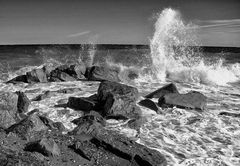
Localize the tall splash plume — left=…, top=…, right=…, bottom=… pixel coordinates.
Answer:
left=150, top=8, right=239, bottom=85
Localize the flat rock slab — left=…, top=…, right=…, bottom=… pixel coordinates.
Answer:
left=67, top=96, right=97, bottom=112
left=158, top=91, right=207, bottom=111
left=145, top=83, right=179, bottom=99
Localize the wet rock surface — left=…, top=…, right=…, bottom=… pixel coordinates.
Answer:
left=145, top=83, right=179, bottom=99
left=158, top=91, right=207, bottom=111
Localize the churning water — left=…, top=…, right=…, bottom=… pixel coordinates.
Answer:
left=1, top=8, right=240, bottom=166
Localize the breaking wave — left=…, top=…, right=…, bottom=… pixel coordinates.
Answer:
left=149, top=8, right=240, bottom=86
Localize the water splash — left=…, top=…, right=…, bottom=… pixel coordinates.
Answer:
left=149, top=8, right=239, bottom=86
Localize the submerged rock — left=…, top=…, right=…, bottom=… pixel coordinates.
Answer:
left=158, top=91, right=207, bottom=111
left=86, top=66, right=120, bottom=82
left=145, top=83, right=179, bottom=99
left=97, top=81, right=140, bottom=118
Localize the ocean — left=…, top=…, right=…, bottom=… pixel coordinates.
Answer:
left=1, top=8, right=240, bottom=166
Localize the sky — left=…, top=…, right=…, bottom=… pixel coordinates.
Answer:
left=0, top=0, right=239, bottom=46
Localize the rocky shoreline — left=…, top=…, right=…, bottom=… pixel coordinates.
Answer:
left=0, top=63, right=207, bottom=166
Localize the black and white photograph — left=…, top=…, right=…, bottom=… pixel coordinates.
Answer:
left=0, top=0, right=240, bottom=165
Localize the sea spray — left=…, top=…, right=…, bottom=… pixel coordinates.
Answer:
left=149, top=8, right=240, bottom=86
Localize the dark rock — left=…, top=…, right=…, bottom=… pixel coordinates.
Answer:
left=6, top=75, right=28, bottom=84
left=50, top=69, right=77, bottom=82
left=219, top=112, right=240, bottom=118
left=68, top=63, right=86, bottom=79
left=0, top=149, right=45, bottom=166
left=32, top=88, right=82, bottom=101
left=127, top=117, right=147, bottom=131
left=67, top=96, right=97, bottom=112
left=97, top=81, right=140, bottom=118
left=72, top=111, right=106, bottom=127
left=70, top=120, right=167, bottom=166
left=16, top=91, right=30, bottom=113
left=145, top=83, right=179, bottom=99
left=6, top=113, right=48, bottom=140
left=138, top=98, right=159, bottom=112
left=0, top=92, right=19, bottom=128
left=39, top=116, right=65, bottom=132
left=25, top=138, right=60, bottom=157
left=158, top=91, right=207, bottom=111
left=86, top=66, right=120, bottom=82
left=26, top=68, right=48, bottom=83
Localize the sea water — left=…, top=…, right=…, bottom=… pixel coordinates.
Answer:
left=1, top=8, right=240, bottom=166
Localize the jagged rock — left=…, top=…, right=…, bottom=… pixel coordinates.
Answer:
left=67, top=96, right=97, bottom=112
left=158, top=91, right=207, bottom=111
left=145, top=83, right=179, bottom=99
left=97, top=81, right=140, bottom=118
left=26, top=68, right=48, bottom=83
left=6, top=75, right=28, bottom=84
left=25, top=138, right=60, bottom=157
left=70, top=119, right=167, bottom=166
left=138, top=98, right=159, bottom=112
left=6, top=113, right=48, bottom=140
left=86, top=66, right=120, bottom=82
left=0, top=92, right=19, bottom=128
left=16, top=91, right=30, bottom=113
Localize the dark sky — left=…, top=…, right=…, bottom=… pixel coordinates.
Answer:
left=0, top=0, right=240, bottom=46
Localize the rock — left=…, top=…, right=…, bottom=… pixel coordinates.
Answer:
left=138, top=99, right=159, bottom=112
left=72, top=111, right=106, bottom=127
left=68, top=63, right=86, bottom=79
left=50, top=69, right=77, bottom=82
left=26, top=68, right=48, bottom=83
left=158, top=91, right=207, bottom=111
left=70, top=119, right=167, bottom=166
left=145, top=83, right=179, bottom=99
left=67, top=96, right=97, bottom=112
left=24, top=138, right=60, bottom=157
left=16, top=91, right=30, bottom=113
left=86, top=66, right=120, bottom=82
left=32, top=88, right=82, bottom=101
left=6, top=113, right=48, bottom=140
left=6, top=75, right=28, bottom=84
left=0, top=92, right=19, bottom=128
left=97, top=81, right=140, bottom=118
left=219, top=112, right=240, bottom=118
left=39, top=116, right=66, bottom=132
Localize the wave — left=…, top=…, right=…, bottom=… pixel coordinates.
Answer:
left=148, top=8, right=240, bottom=86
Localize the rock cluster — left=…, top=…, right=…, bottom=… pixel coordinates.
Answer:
left=2, top=64, right=208, bottom=165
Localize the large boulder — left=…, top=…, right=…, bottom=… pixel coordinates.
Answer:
left=5, top=113, right=48, bottom=140
left=50, top=69, right=77, bottom=82
left=145, top=83, right=179, bottom=99
left=158, top=91, right=207, bottom=111
left=97, top=81, right=140, bottom=118
left=26, top=68, right=48, bottom=83
left=0, top=92, right=19, bottom=128
left=70, top=117, right=167, bottom=166
left=86, top=66, right=120, bottom=82
left=138, top=98, right=159, bottom=113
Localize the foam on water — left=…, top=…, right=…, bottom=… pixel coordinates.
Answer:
left=149, top=8, right=240, bottom=86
